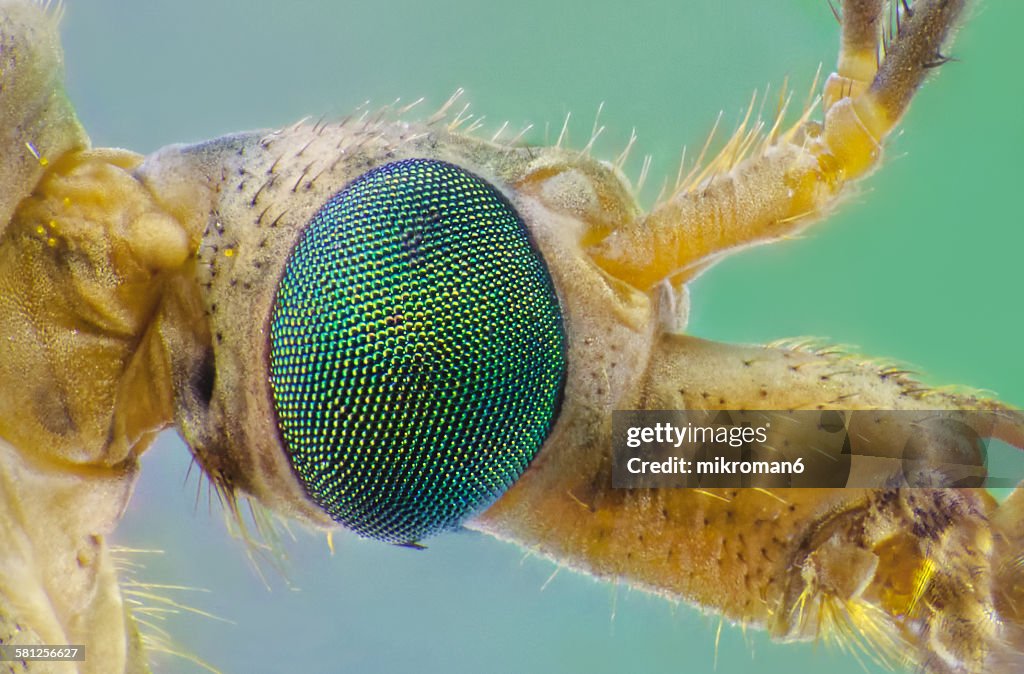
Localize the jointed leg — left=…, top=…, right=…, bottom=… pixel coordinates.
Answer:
left=477, top=333, right=1024, bottom=673
left=588, top=0, right=966, bottom=290
left=826, top=0, right=884, bottom=108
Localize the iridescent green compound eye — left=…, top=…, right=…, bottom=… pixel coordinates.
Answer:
left=268, top=159, right=567, bottom=544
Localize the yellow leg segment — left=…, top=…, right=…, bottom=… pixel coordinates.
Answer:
left=477, top=334, right=1024, bottom=673
left=588, top=0, right=966, bottom=290
left=825, top=0, right=884, bottom=110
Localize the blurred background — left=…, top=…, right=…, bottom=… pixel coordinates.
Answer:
left=59, top=1, right=1023, bottom=672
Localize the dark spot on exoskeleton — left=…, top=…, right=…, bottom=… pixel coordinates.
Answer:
left=876, top=490, right=899, bottom=508
left=193, top=347, right=216, bottom=409
left=912, top=521, right=933, bottom=540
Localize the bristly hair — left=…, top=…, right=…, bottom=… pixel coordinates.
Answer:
left=110, top=546, right=229, bottom=674
left=269, top=59, right=827, bottom=214
left=182, top=450, right=294, bottom=588
left=661, top=68, right=823, bottom=206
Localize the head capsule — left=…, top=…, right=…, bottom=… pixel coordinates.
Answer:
left=138, top=120, right=651, bottom=545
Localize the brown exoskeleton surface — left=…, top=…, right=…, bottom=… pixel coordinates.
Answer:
left=1, top=1, right=1022, bottom=672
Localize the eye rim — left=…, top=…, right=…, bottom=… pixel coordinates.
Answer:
left=267, top=157, right=568, bottom=544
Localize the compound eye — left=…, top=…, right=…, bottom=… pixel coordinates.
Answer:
left=268, top=159, right=567, bottom=544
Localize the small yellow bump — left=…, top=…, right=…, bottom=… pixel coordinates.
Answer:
left=224, top=248, right=236, bottom=258
left=24, top=141, right=48, bottom=166
left=36, top=225, right=46, bottom=236
left=47, top=238, right=57, bottom=248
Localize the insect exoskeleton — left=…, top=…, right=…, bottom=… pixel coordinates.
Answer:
left=138, top=125, right=655, bottom=543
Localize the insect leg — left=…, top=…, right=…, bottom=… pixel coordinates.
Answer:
left=641, top=333, right=1024, bottom=673
left=826, top=0, right=884, bottom=109
left=990, top=488, right=1024, bottom=672
left=587, top=0, right=967, bottom=290
left=475, top=332, right=1024, bottom=673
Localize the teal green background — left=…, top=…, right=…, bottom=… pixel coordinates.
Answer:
left=60, top=1, right=1023, bottom=672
